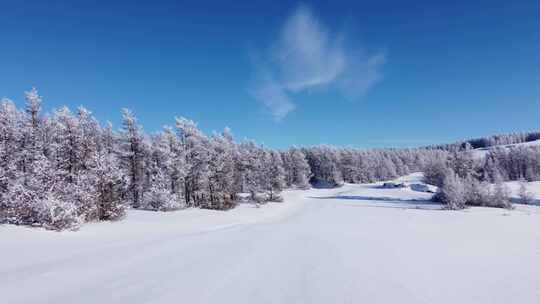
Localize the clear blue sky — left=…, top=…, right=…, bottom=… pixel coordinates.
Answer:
left=1, top=0, right=539, bottom=148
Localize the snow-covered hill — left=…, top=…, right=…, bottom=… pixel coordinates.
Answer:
left=472, top=139, right=540, bottom=159
left=2, top=174, right=540, bottom=304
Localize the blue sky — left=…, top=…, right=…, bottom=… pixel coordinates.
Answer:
left=1, top=0, right=539, bottom=148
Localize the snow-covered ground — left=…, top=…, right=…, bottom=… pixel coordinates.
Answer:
left=501, top=180, right=540, bottom=205
left=2, top=173, right=540, bottom=304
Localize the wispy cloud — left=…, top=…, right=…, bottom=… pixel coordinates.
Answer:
left=249, top=5, right=385, bottom=121
left=249, top=67, right=295, bottom=121
left=275, top=7, right=345, bottom=92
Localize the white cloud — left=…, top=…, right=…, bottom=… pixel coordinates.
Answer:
left=250, top=72, right=295, bottom=121
left=250, top=5, right=385, bottom=121
left=275, top=6, right=345, bottom=92
left=338, top=52, right=386, bottom=99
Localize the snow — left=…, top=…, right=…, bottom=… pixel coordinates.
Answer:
left=2, top=173, right=540, bottom=304
left=503, top=180, right=540, bottom=205
left=410, top=183, right=436, bottom=193
left=381, top=181, right=406, bottom=188
left=472, top=139, right=540, bottom=159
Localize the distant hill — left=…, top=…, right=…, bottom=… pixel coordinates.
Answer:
left=426, top=131, right=540, bottom=152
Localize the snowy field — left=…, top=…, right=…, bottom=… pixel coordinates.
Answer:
left=2, top=174, right=540, bottom=304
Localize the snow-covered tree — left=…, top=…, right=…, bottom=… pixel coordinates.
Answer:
left=239, top=141, right=265, bottom=200
left=263, top=150, right=286, bottom=202
left=437, top=169, right=467, bottom=210
left=206, top=130, right=235, bottom=209
left=518, top=179, right=533, bottom=205
left=304, top=145, right=343, bottom=188
left=464, top=176, right=491, bottom=207
left=449, top=150, right=475, bottom=179
left=0, top=99, right=23, bottom=207
left=3, top=87, right=540, bottom=229
left=490, top=175, right=512, bottom=209
left=119, top=109, right=146, bottom=208
left=175, top=117, right=210, bottom=207
left=142, top=165, right=182, bottom=211
left=286, top=147, right=311, bottom=189
left=92, top=149, right=127, bottom=219
left=423, top=159, right=450, bottom=187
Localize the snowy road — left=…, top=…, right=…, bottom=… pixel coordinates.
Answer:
left=2, top=180, right=540, bottom=304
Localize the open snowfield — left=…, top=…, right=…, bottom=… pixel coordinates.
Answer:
left=2, top=173, right=540, bottom=304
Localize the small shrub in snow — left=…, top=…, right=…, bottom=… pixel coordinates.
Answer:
left=464, top=177, right=491, bottom=207
left=37, top=196, right=82, bottom=231
left=200, top=195, right=236, bottom=210
left=99, top=201, right=127, bottom=221
left=489, top=178, right=512, bottom=209
left=142, top=189, right=183, bottom=211
left=267, top=194, right=284, bottom=202
left=437, top=170, right=467, bottom=210
left=435, top=169, right=515, bottom=210
left=1, top=183, right=38, bottom=225
left=251, top=192, right=267, bottom=204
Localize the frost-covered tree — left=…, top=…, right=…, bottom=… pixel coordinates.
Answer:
left=448, top=150, right=475, bottom=179
left=21, top=88, right=45, bottom=184
left=489, top=175, right=512, bottom=209
left=303, top=145, right=343, bottom=188
left=263, top=150, right=286, bottom=202
left=206, top=130, right=235, bottom=209
left=239, top=141, right=265, bottom=200
left=2, top=87, right=540, bottom=229
left=0, top=99, right=23, bottom=206
left=339, top=149, right=358, bottom=183
left=518, top=179, right=533, bottom=205
left=482, top=150, right=505, bottom=182
left=423, top=159, right=450, bottom=187
left=51, top=107, right=81, bottom=184
left=56, top=108, right=92, bottom=219
left=143, top=165, right=182, bottom=211
left=437, top=169, right=467, bottom=210
left=286, top=147, right=311, bottom=189
left=464, top=176, right=491, bottom=207
left=119, top=109, right=146, bottom=208
left=92, top=149, right=126, bottom=220
left=176, top=117, right=210, bottom=207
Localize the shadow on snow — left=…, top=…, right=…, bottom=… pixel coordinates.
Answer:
left=308, top=195, right=443, bottom=211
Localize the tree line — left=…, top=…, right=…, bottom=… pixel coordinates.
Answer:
left=424, top=146, right=540, bottom=209
left=0, top=89, right=312, bottom=229
left=1, top=89, right=539, bottom=229
left=427, top=131, right=540, bottom=151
